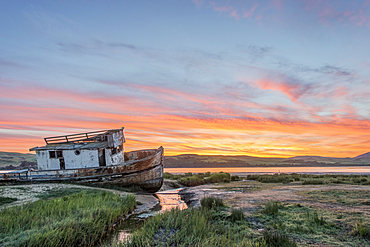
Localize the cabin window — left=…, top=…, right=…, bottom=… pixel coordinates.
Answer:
left=112, top=148, right=117, bottom=155
left=56, top=151, right=63, bottom=158
left=49, top=151, right=56, bottom=159
left=119, top=144, right=123, bottom=152
left=75, top=150, right=81, bottom=155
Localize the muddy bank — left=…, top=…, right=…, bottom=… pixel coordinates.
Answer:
left=181, top=180, right=370, bottom=215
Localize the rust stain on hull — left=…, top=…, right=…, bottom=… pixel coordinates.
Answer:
left=1, top=147, right=164, bottom=193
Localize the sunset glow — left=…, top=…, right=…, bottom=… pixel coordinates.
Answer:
left=1, top=0, right=370, bottom=158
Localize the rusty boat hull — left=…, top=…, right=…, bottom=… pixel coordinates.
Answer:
left=1, top=147, right=164, bottom=193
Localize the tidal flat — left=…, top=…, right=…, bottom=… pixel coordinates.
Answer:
left=1, top=173, right=370, bottom=246
left=128, top=173, right=370, bottom=247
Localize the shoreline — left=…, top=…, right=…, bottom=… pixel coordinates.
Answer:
left=165, top=164, right=370, bottom=168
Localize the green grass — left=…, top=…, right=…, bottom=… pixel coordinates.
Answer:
left=63, top=182, right=144, bottom=192
left=201, top=196, right=225, bottom=209
left=0, top=190, right=136, bottom=247
left=36, top=187, right=90, bottom=200
left=351, top=220, right=370, bottom=240
left=126, top=205, right=297, bottom=247
left=230, top=208, right=245, bottom=222
left=246, top=173, right=370, bottom=185
left=164, top=172, right=236, bottom=187
left=0, top=196, right=18, bottom=206
left=261, top=230, right=298, bottom=247
left=257, top=201, right=369, bottom=246
left=302, top=179, right=325, bottom=185
left=300, top=190, right=370, bottom=206
left=261, top=201, right=284, bottom=216
left=247, top=174, right=295, bottom=184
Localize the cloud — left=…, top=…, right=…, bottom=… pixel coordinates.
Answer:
left=212, top=4, right=240, bottom=19
left=192, top=0, right=204, bottom=7
left=277, top=59, right=353, bottom=77
left=247, top=45, right=273, bottom=61
left=318, top=65, right=351, bottom=76
left=252, top=77, right=312, bottom=102
left=57, top=40, right=139, bottom=54
left=303, top=0, right=370, bottom=28
left=243, top=3, right=259, bottom=18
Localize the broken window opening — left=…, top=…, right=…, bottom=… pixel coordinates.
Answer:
left=56, top=151, right=63, bottom=158
left=119, top=144, right=123, bottom=152
left=112, top=148, right=117, bottom=155
left=49, top=151, right=56, bottom=159
left=60, top=158, right=65, bottom=170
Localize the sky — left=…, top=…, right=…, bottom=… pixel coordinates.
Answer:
left=1, top=0, right=370, bottom=157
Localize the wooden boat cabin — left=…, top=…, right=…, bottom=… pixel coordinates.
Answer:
left=29, top=128, right=125, bottom=171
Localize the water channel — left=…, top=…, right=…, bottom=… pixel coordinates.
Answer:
left=110, top=188, right=190, bottom=245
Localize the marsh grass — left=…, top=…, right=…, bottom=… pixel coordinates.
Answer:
left=300, top=190, right=370, bottom=206
left=257, top=201, right=370, bottom=246
left=230, top=208, right=245, bottom=222
left=66, top=182, right=144, bottom=192
left=0, top=196, right=18, bottom=206
left=36, top=187, right=90, bottom=200
left=247, top=174, right=370, bottom=185
left=302, top=179, right=325, bottom=185
left=12, top=186, right=31, bottom=191
left=262, top=201, right=284, bottom=216
left=261, top=230, right=298, bottom=247
left=0, top=190, right=136, bottom=247
left=165, top=172, right=236, bottom=187
left=201, top=196, right=225, bottom=209
left=351, top=220, right=370, bottom=240
left=126, top=206, right=297, bottom=247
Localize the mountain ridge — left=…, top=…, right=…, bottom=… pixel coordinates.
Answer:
left=1, top=151, right=370, bottom=170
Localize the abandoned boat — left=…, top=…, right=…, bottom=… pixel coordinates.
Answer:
left=1, top=128, right=164, bottom=193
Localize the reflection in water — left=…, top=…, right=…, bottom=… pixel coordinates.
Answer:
left=156, top=189, right=188, bottom=211
left=114, top=188, right=188, bottom=244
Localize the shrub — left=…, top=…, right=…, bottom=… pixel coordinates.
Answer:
left=231, top=175, right=240, bottom=181
left=247, top=174, right=294, bottom=183
left=209, top=173, right=231, bottom=183
left=302, top=179, right=324, bottom=185
left=201, top=196, right=224, bottom=209
left=164, top=172, right=177, bottom=180
left=179, top=176, right=205, bottom=187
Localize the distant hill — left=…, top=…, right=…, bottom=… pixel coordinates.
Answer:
left=164, top=152, right=370, bottom=168
left=354, top=152, right=370, bottom=160
left=0, top=151, right=37, bottom=170
left=1, top=151, right=370, bottom=170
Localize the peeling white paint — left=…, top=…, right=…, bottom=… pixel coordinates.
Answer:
left=33, top=128, right=125, bottom=170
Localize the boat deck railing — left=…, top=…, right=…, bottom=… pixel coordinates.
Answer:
left=44, top=130, right=110, bottom=144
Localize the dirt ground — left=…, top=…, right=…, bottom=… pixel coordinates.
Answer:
left=182, top=180, right=370, bottom=216
left=2, top=180, right=370, bottom=216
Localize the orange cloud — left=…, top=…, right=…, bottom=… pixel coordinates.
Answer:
left=1, top=79, right=370, bottom=158
left=252, top=78, right=313, bottom=102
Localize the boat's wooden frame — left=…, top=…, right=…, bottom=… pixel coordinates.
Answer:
left=1, top=146, right=164, bottom=193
